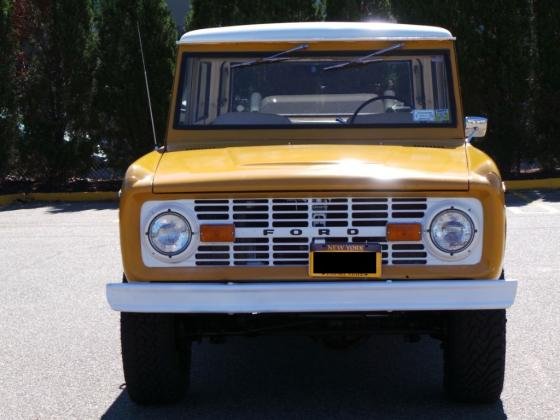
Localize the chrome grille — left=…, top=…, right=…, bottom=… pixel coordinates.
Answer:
left=193, top=198, right=428, bottom=267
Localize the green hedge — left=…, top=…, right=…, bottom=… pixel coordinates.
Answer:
left=0, top=0, right=558, bottom=184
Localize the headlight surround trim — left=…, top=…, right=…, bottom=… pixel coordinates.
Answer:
left=141, top=203, right=199, bottom=263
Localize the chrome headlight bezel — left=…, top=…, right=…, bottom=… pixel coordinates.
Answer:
left=142, top=204, right=199, bottom=263
left=424, top=203, right=481, bottom=261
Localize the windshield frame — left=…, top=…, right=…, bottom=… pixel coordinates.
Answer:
left=172, top=49, right=458, bottom=131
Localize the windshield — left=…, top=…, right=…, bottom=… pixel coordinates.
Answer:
left=174, top=51, right=455, bottom=128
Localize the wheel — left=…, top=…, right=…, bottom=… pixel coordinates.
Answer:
left=121, top=312, right=191, bottom=405
left=443, top=309, right=506, bottom=403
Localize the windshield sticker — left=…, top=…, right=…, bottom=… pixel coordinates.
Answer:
left=435, top=109, right=450, bottom=122
left=412, top=109, right=436, bottom=122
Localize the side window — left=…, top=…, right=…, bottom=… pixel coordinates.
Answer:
left=431, top=56, right=449, bottom=109
left=177, top=58, right=191, bottom=125
left=218, top=62, right=230, bottom=116
left=413, top=60, right=426, bottom=109
left=195, top=62, right=211, bottom=122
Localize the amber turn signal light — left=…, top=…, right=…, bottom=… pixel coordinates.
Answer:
left=200, top=224, right=235, bottom=242
left=386, top=223, right=422, bottom=242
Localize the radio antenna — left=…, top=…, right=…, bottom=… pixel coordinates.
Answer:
left=136, top=21, right=158, bottom=149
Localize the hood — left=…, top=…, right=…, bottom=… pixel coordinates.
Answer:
left=153, top=144, right=469, bottom=193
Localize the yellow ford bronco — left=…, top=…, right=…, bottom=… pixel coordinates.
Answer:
left=106, top=22, right=517, bottom=405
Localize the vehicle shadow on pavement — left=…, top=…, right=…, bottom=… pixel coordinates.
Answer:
left=0, top=200, right=117, bottom=213
left=101, top=335, right=506, bottom=420
left=506, top=189, right=560, bottom=207
left=44, top=201, right=117, bottom=213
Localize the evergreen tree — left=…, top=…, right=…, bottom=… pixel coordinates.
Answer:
left=391, top=0, right=534, bottom=175
left=94, top=0, right=177, bottom=171
left=15, top=0, right=96, bottom=181
left=3, top=0, right=556, bottom=182
left=325, top=0, right=392, bottom=21
left=534, top=0, right=560, bottom=171
left=185, top=0, right=322, bottom=32
left=0, top=0, right=15, bottom=178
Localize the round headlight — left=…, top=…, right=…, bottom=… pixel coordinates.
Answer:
left=147, top=211, right=192, bottom=256
left=429, top=208, right=475, bottom=254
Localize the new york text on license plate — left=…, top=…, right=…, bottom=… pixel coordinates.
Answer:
left=309, top=243, right=382, bottom=278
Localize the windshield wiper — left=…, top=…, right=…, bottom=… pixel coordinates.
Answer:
left=231, top=44, right=308, bottom=69
left=322, top=42, right=404, bottom=71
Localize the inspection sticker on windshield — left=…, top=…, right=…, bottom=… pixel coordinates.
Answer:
left=435, top=109, right=450, bottom=122
left=412, top=109, right=436, bottom=122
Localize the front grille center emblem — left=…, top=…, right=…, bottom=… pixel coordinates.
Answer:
left=312, top=199, right=330, bottom=227
left=312, top=212, right=326, bottom=227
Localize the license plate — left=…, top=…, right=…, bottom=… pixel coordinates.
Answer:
left=309, top=243, right=382, bottom=278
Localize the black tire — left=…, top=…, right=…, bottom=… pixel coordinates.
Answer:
left=444, top=309, right=506, bottom=403
left=121, top=312, right=191, bottom=405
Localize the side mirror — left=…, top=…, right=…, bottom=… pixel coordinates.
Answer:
left=465, top=116, right=488, bottom=141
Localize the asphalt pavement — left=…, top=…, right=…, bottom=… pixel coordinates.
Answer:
left=0, top=190, right=559, bottom=419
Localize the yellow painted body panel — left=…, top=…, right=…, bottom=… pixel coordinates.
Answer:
left=153, top=144, right=469, bottom=193
left=118, top=37, right=505, bottom=283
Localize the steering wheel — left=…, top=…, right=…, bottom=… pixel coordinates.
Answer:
left=347, top=95, right=407, bottom=124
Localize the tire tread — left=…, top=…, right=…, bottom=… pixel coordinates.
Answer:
left=444, top=310, right=506, bottom=403
left=121, top=312, right=190, bottom=405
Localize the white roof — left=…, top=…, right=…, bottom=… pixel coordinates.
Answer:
left=179, top=22, right=454, bottom=44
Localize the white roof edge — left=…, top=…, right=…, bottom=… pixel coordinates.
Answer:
left=179, top=22, right=455, bottom=44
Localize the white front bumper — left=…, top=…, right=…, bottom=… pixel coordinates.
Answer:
left=106, top=279, right=517, bottom=313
